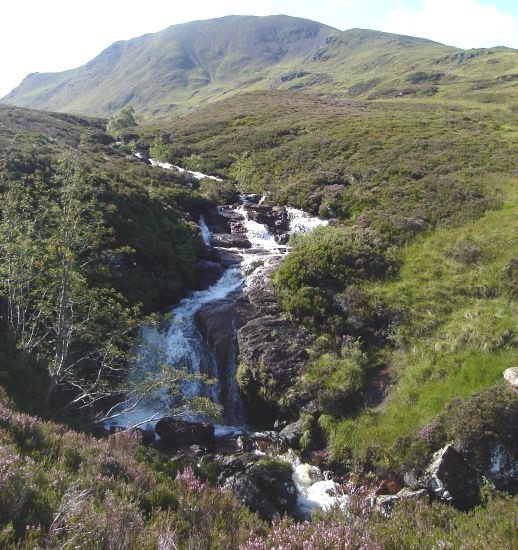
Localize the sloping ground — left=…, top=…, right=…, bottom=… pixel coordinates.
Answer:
left=0, top=104, right=209, bottom=315
left=4, top=15, right=517, bottom=119
left=141, top=88, right=518, bottom=475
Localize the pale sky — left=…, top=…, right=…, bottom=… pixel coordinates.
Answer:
left=1, top=0, right=517, bottom=98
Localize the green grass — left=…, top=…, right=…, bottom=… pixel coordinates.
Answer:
left=328, top=175, right=517, bottom=460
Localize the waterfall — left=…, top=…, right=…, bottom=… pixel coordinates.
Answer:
left=106, top=194, right=327, bottom=431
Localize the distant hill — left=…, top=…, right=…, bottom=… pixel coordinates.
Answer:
left=3, top=14, right=518, bottom=119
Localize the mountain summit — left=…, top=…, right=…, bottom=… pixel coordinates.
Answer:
left=3, top=14, right=516, bottom=118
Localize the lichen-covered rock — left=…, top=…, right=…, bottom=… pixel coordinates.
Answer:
left=503, top=367, right=518, bottom=391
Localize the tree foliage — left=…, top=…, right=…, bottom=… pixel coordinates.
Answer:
left=106, top=106, right=138, bottom=140
left=0, top=156, right=139, bottom=409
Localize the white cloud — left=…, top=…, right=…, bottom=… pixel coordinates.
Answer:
left=383, top=0, right=518, bottom=48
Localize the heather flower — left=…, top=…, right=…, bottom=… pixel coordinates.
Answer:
left=175, top=465, right=208, bottom=496
left=240, top=516, right=380, bottom=550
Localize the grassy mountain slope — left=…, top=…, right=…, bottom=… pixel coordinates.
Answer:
left=139, top=88, right=518, bottom=472
left=5, top=15, right=517, bottom=119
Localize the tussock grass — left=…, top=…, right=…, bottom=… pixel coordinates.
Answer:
left=329, top=175, right=517, bottom=459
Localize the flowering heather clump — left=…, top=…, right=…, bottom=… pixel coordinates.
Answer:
left=176, top=465, right=208, bottom=496
left=241, top=516, right=381, bottom=550
left=0, top=445, right=20, bottom=490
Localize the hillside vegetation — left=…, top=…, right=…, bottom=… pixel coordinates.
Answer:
left=138, top=88, right=518, bottom=473
left=0, top=14, right=517, bottom=548
left=3, top=15, right=518, bottom=119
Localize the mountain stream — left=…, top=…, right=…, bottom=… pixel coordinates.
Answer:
left=107, top=160, right=347, bottom=517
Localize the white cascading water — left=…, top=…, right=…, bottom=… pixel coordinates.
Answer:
left=286, top=453, right=349, bottom=518
left=109, top=157, right=339, bottom=515
left=107, top=198, right=326, bottom=430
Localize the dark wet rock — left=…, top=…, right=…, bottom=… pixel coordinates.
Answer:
left=280, top=420, right=303, bottom=448
left=155, top=417, right=215, bottom=448
left=236, top=435, right=257, bottom=452
left=230, top=221, right=247, bottom=234
left=216, top=249, right=242, bottom=267
left=237, top=314, right=312, bottom=425
left=245, top=206, right=289, bottom=232
left=224, top=473, right=279, bottom=521
left=462, top=441, right=518, bottom=492
left=194, top=260, right=224, bottom=290
left=137, top=428, right=156, bottom=446
left=236, top=264, right=313, bottom=426
left=92, top=424, right=108, bottom=438
left=211, top=233, right=252, bottom=249
left=247, top=462, right=298, bottom=514
left=242, top=194, right=264, bottom=205
left=275, top=233, right=290, bottom=245
left=420, top=444, right=479, bottom=503
left=196, top=300, right=235, bottom=366
left=204, top=207, right=244, bottom=234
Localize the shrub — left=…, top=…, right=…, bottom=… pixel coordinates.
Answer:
left=302, top=341, right=368, bottom=416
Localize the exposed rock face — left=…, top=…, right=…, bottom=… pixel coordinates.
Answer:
left=211, top=233, right=252, bottom=249
left=223, top=461, right=297, bottom=520
left=194, top=260, right=224, bottom=290
left=420, top=444, right=479, bottom=504
left=155, top=417, right=215, bottom=448
left=236, top=267, right=313, bottom=426
left=244, top=205, right=290, bottom=231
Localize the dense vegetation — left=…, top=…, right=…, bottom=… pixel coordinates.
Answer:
left=0, top=15, right=517, bottom=546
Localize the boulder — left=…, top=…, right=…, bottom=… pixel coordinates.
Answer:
left=420, top=444, right=479, bottom=503
left=193, top=260, right=224, bottom=290
left=211, top=233, right=252, bottom=249
left=224, top=473, right=279, bottom=521
left=245, top=206, right=289, bottom=232
left=280, top=420, right=303, bottom=448
left=216, top=249, right=242, bottom=267
left=137, top=428, right=156, bottom=446
left=503, top=367, right=518, bottom=391
left=247, top=462, right=298, bottom=514
left=204, top=207, right=244, bottom=234
left=155, top=417, right=215, bottom=448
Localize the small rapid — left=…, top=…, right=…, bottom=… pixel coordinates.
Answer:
left=106, top=158, right=340, bottom=516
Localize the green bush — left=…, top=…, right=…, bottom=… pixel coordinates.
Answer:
left=302, top=341, right=368, bottom=416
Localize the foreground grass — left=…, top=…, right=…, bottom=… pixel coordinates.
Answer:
left=328, top=175, right=517, bottom=461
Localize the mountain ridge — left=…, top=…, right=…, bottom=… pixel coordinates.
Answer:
left=5, top=14, right=496, bottom=119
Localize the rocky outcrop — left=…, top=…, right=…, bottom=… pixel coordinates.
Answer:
left=224, top=474, right=279, bottom=521
left=223, top=460, right=297, bottom=521
left=244, top=205, right=290, bottom=231
left=194, top=260, right=224, bottom=290
left=155, top=417, right=215, bottom=448
left=280, top=420, right=303, bottom=448
left=211, top=233, right=252, bottom=249
left=420, top=444, right=479, bottom=504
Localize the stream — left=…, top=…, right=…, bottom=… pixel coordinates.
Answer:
left=107, top=160, right=347, bottom=517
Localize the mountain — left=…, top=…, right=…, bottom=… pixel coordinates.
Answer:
left=8, top=14, right=517, bottom=119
